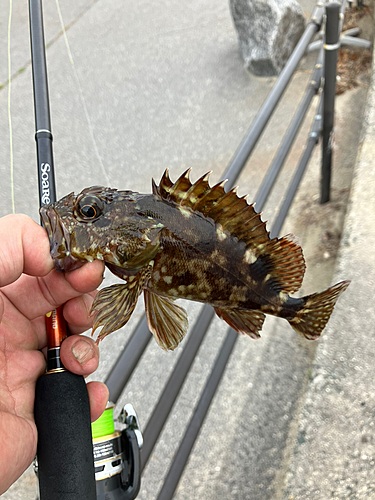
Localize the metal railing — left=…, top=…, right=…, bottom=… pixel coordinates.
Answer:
left=104, top=2, right=346, bottom=498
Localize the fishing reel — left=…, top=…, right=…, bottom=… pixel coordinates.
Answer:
left=92, top=403, right=143, bottom=500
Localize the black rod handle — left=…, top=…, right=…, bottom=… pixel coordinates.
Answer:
left=34, top=371, right=96, bottom=500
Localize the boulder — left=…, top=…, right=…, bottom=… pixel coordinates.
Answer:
left=230, top=0, right=306, bottom=76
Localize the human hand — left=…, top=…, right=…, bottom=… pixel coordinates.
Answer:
left=0, top=214, right=108, bottom=494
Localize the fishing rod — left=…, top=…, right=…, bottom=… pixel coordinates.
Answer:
left=29, top=0, right=96, bottom=498
left=29, top=1, right=142, bottom=498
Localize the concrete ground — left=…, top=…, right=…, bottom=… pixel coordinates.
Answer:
left=283, top=36, right=375, bottom=500
left=0, top=0, right=373, bottom=499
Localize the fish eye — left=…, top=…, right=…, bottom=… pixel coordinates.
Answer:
left=76, top=195, right=103, bottom=221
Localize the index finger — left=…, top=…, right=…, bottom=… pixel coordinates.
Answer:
left=1, top=260, right=104, bottom=321
left=0, top=214, right=52, bottom=287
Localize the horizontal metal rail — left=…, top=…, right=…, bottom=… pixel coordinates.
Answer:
left=102, top=3, right=332, bottom=498
left=152, top=17, right=331, bottom=500
left=104, top=1, right=325, bottom=402
left=154, top=96, right=326, bottom=500
left=141, top=306, right=215, bottom=470
left=106, top=44, right=324, bottom=404
left=270, top=95, right=323, bottom=239
left=156, top=329, right=238, bottom=500
left=155, top=76, right=325, bottom=500
left=255, top=48, right=324, bottom=209
left=105, top=316, right=152, bottom=403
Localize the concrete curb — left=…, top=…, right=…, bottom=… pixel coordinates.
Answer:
left=283, top=38, right=375, bottom=500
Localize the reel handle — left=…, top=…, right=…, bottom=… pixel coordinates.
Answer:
left=121, top=426, right=141, bottom=500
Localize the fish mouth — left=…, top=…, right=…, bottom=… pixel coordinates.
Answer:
left=40, top=205, right=85, bottom=273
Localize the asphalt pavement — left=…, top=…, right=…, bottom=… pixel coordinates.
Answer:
left=0, top=0, right=373, bottom=499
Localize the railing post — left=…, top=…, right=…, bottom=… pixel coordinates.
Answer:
left=321, top=1, right=341, bottom=204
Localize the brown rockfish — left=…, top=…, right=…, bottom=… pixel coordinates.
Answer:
left=40, top=169, right=349, bottom=350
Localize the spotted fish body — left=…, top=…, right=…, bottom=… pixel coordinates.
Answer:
left=40, top=170, right=350, bottom=350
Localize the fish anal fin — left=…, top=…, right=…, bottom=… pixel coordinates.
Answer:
left=144, top=290, right=188, bottom=351
left=289, top=280, right=350, bottom=339
left=91, top=265, right=152, bottom=343
left=214, top=307, right=265, bottom=339
left=252, top=234, right=306, bottom=294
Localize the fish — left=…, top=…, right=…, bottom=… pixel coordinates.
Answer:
left=40, top=169, right=350, bottom=351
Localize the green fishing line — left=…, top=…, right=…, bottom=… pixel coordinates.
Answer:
left=91, top=404, right=115, bottom=439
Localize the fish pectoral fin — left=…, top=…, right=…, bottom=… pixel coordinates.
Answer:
left=214, top=307, right=265, bottom=339
left=144, top=290, right=188, bottom=351
left=252, top=234, right=306, bottom=294
left=90, top=283, right=138, bottom=342
left=91, top=265, right=153, bottom=343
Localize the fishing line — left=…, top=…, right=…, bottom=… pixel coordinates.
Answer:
left=7, top=0, right=15, bottom=214
left=54, top=0, right=110, bottom=185
left=91, top=404, right=115, bottom=439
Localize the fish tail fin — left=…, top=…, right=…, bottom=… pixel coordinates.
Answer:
left=288, top=280, right=350, bottom=340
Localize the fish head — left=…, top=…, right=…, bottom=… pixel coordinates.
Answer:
left=40, top=186, right=162, bottom=274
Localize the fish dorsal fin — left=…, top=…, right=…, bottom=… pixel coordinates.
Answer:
left=144, top=289, right=188, bottom=350
left=250, top=234, right=306, bottom=294
left=152, top=168, right=190, bottom=201
left=153, top=169, right=270, bottom=248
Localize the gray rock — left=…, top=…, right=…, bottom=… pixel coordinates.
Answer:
left=230, top=0, right=306, bottom=76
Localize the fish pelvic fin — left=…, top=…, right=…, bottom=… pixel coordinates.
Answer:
left=214, top=307, right=265, bottom=339
left=144, top=290, right=188, bottom=351
left=288, top=280, right=350, bottom=340
left=91, top=264, right=153, bottom=343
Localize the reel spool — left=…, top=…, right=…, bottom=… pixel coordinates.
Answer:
left=92, top=403, right=142, bottom=500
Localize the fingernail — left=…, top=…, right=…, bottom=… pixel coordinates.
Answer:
left=82, top=294, right=94, bottom=315
left=72, top=339, right=95, bottom=365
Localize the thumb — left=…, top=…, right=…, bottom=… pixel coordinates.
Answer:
left=60, top=335, right=99, bottom=376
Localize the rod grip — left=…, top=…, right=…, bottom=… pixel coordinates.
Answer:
left=34, top=370, right=97, bottom=500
